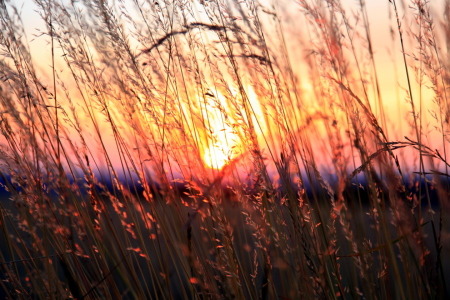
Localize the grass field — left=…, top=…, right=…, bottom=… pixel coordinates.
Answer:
left=0, top=0, right=449, bottom=298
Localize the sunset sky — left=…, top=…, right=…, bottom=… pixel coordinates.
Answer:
left=7, top=0, right=449, bottom=179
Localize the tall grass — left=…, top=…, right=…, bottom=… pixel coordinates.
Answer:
left=0, top=0, right=449, bottom=298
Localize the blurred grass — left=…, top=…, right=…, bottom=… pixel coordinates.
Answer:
left=0, top=0, right=449, bottom=298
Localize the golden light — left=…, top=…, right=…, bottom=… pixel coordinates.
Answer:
left=203, top=144, right=232, bottom=170
left=196, top=87, right=264, bottom=170
left=199, top=122, right=237, bottom=170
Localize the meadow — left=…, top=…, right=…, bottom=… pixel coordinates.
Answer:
left=0, top=0, right=449, bottom=298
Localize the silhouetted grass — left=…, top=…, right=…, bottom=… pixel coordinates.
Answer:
left=0, top=0, right=449, bottom=298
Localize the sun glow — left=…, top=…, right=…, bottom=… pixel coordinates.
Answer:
left=200, top=119, right=238, bottom=170
left=196, top=90, right=241, bottom=170
left=197, top=84, right=269, bottom=170
left=203, top=144, right=233, bottom=170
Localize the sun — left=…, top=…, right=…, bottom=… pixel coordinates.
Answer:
left=203, top=144, right=232, bottom=170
